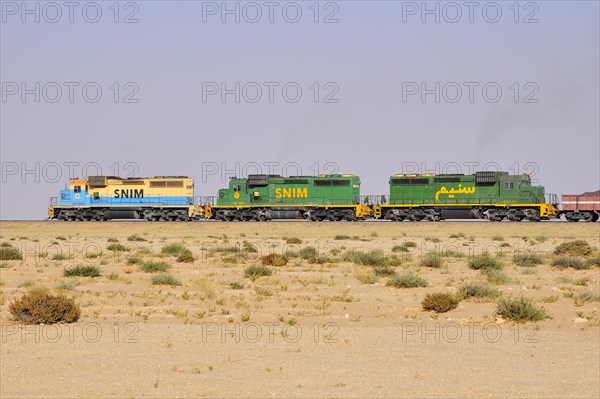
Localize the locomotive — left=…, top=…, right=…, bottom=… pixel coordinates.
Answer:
left=47, top=170, right=597, bottom=222
left=375, top=171, right=558, bottom=221
left=207, top=174, right=370, bottom=221
left=48, top=176, right=202, bottom=221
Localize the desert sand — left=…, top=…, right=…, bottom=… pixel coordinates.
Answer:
left=1, top=221, right=599, bottom=398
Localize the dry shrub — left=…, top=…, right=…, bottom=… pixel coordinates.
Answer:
left=10, top=288, right=80, bottom=324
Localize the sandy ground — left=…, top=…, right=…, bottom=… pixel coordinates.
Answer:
left=1, top=221, right=599, bottom=398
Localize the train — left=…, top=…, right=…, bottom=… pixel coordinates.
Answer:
left=47, top=171, right=599, bottom=222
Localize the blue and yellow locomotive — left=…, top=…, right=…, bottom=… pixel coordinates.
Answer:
left=48, top=176, right=201, bottom=221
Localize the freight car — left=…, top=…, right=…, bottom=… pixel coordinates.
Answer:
left=48, top=176, right=202, bottom=221
left=204, top=174, right=370, bottom=221
left=374, top=171, right=558, bottom=221
left=560, top=191, right=600, bottom=222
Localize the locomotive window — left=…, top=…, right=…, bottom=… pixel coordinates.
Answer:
left=150, top=181, right=167, bottom=188
left=390, top=178, right=429, bottom=185
left=74, top=186, right=81, bottom=193
left=332, top=180, right=350, bottom=186
left=314, top=180, right=331, bottom=186
left=166, top=181, right=184, bottom=188
left=234, top=185, right=240, bottom=192
left=504, top=182, right=514, bottom=190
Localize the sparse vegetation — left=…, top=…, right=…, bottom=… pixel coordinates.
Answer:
left=229, top=281, right=245, bottom=290
left=63, top=265, right=101, bottom=278
left=552, top=257, right=589, bottom=270
left=353, top=265, right=378, bottom=284
left=392, top=242, right=417, bottom=252
left=386, top=272, right=428, bottom=288
left=10, top=288, right=81, bottom=324
left=343, top=249, right=386, bottom=266
left=0, top=243, right=22, bottom=260
left=482, top=268, right=511, bottom=284
left=420, top=253, right=444, bottom=268
left=127, top=234, right=147, bottom=242
left=513, top=252, right=544, bottom=267
left=468, top=253, right=502, bottom=270
left=421, top=292, right=460, bottom=313
left=286, top=237, right=302, bottom=244
left=261, top=254, right=288, bottom=267
left=496, top=296, right=551, bottom=323
left=151, top=274, right=181, bottom=287
left=244, top=265, right=272, bottom=280
left=554, top=240, right=594, bottom=257
left=107, top=243, right=129, bottom=252
left=162, top=243, right=194, bottom=263
left=334, top=235, right=350, bottom=240
left=459, top=282, right=500, bottom=300
left=140, top=261, right=171, bottom=273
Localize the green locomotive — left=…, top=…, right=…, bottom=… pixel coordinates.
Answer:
left=207, top=174, right=370, bottom=221
left=376, top=171, right=558, bottom=221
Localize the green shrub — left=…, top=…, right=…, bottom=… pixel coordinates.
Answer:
left=420, top=253, right=444, bottom=268
left=127, top=234, right=146, bottom=242
left=513, top=252, right=544, bottom=267
left=0, top=244, right=22, bottom=260
left=386, top=272, right=428, bottom=288
left=342, top=249, right=386, bottom=266
left=459, top=282, right=500, bottom=300
left=127, top=256, right=143, bottom=265
left=151, top=274, right=181, bottom=287
left=244, top=265, right=272, bottom=280
left=63, top=265, right=101, bottom=278
left=554, top=240, right=594, bottom=257
left=491, top=235, right=504, bottom=241
left=496, top=296, right=551, bottom=323
left=107, top=238, right=119, bottom=243
left=243, top=240, right=258, bottom=253
left=162, top=242, right=190, bottom=255
left=585, top=255, right=600, bottom=268
left=261, top=254, right=288, bottom=267
left=482, top=268, right=511, bottom=284
left=140, top=261, right=170, bottom=273
left=162, top=243, right=194, bottom=263
left=392, top=242, right=417, bottom=252
left=449, top=233, right=465, bottom=239
left=334, top=235, right=350, bottom=240
left=299, top=246, right=318, bottom=263
left=286, top=237, right=302, bottom=244
left=51, top=253, right=70, bottom=261
left=9, top=288, right=80, bottom=324
left=421, top=292, right=460, bottom=313
left=107, top=243, right=129, bottom=252
left=552, top=257, right=589, bottom=270
left=373, top=264, right=396, bottom=277
left=468, top=253, right=502, bottom=270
